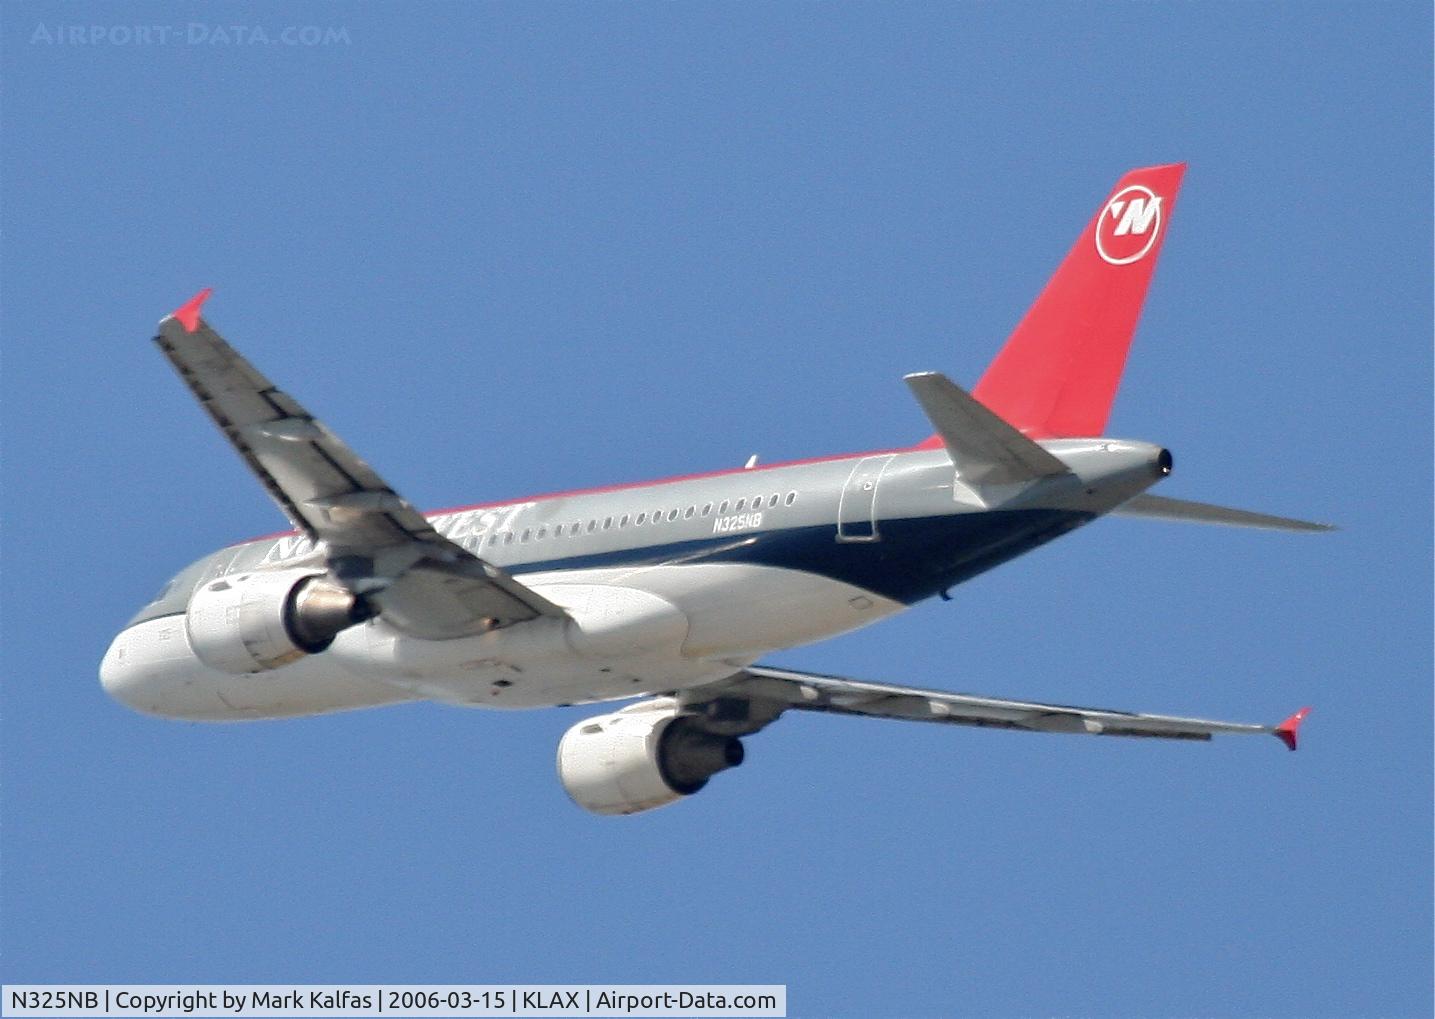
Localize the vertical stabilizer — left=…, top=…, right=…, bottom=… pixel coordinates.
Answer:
left=923, top=163, right=1186, bottom=443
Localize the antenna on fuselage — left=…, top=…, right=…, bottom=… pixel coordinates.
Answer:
left=743, top=454, right=759, bottom=469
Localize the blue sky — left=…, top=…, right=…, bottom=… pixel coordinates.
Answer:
left=1, top=4, right=1430, bottom=1016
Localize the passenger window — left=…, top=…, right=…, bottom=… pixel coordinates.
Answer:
left=768, top=494, right=778, bottom=507
left=735, top=498, right=745, bottom=511
left=667, top=508, right=678, bottom=521
left=636, top=512, right=647, bottom=525
left=521, top=528, right=531, bottom=542
left=603, top=516, right=613, bottom=530
left=586, top=520, right=596, bottom=533
left=720, top=500, right=729, bottom=514
left=702, top=503, right=713, bottom=516
left=620, top=514, right=629, bottom=527
left=684, top=506, right=694, bottom=519
left=504, top=532, right=514, bottom=545
left=785, top=492, right=796, bottom=506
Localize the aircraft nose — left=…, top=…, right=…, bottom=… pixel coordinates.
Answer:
left=100, top=626, right=155, bottom=712
left=99, top=616, right=232, bottom=718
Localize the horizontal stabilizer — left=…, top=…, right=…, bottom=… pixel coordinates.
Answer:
left=904, top=372, right=1070, bottom=487
left=1114, top=494, right=1335, bottom=532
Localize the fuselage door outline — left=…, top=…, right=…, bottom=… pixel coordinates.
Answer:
left=836, top=454, right=895, bottom=542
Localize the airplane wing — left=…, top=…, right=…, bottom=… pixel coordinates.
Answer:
left=154, top=289, right=565, bottom=639
left=681, top=664, right=1309, bottom=750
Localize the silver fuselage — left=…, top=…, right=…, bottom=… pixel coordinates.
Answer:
left=101, top=440, right=1168, bottom=720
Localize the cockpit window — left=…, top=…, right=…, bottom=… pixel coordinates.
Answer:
left=126, top=564, right=199, bottom=628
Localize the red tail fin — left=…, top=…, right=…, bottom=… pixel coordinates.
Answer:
left=923, top=163, right=1186, bottom=443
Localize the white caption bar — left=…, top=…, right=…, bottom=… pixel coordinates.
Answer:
left=1, top=986, right=785, bottom=1018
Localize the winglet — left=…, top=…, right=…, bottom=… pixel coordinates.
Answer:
left=171, top=287, right=213, bottom=333
left=1273, top=707, right=1311, bottom=751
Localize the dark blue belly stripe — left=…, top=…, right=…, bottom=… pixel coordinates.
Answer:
left=507, top=510, right=1093, bottom=605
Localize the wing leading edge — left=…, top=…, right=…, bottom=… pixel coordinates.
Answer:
left=154, top=288, right=565, bottom=639
left=682, top=665, right=1310, bottom=750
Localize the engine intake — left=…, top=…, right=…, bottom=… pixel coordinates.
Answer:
left=186, top=568, right=370, bottom=674
left=557, top=698, right=744, bottom=815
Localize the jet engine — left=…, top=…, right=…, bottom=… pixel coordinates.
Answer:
left=185, top=568, right=371, bottom=674
left=556, top=698, right=745, bottom=815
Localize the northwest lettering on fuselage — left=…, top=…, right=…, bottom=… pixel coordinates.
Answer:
left=258, top=500, right=766, bottom=565
left=259, top=504, right=532, bottom=564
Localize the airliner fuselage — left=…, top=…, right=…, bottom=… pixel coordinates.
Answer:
left=102, top=439, right=1168, bottom=719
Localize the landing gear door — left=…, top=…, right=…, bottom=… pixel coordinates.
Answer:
left=837, top=454, right=895, bottom=542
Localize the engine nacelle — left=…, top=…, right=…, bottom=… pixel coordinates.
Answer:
left=556, top=698, right=745, bottom=815
left=185, top=568, right=370, bottom=674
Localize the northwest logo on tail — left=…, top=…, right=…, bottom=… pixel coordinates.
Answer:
left=1095, top=185, right=1164, bottom=265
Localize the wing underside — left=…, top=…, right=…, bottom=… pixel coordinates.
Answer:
left=681, top=665, right=1309, bottom=749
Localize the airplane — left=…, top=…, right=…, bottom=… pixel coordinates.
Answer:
left=101, top=163, right=1329, bottom=815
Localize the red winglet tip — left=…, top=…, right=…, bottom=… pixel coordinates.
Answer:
left=172, top=287, right=213, bottom=332
left=1274, top=707, right=1312, bottom=752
